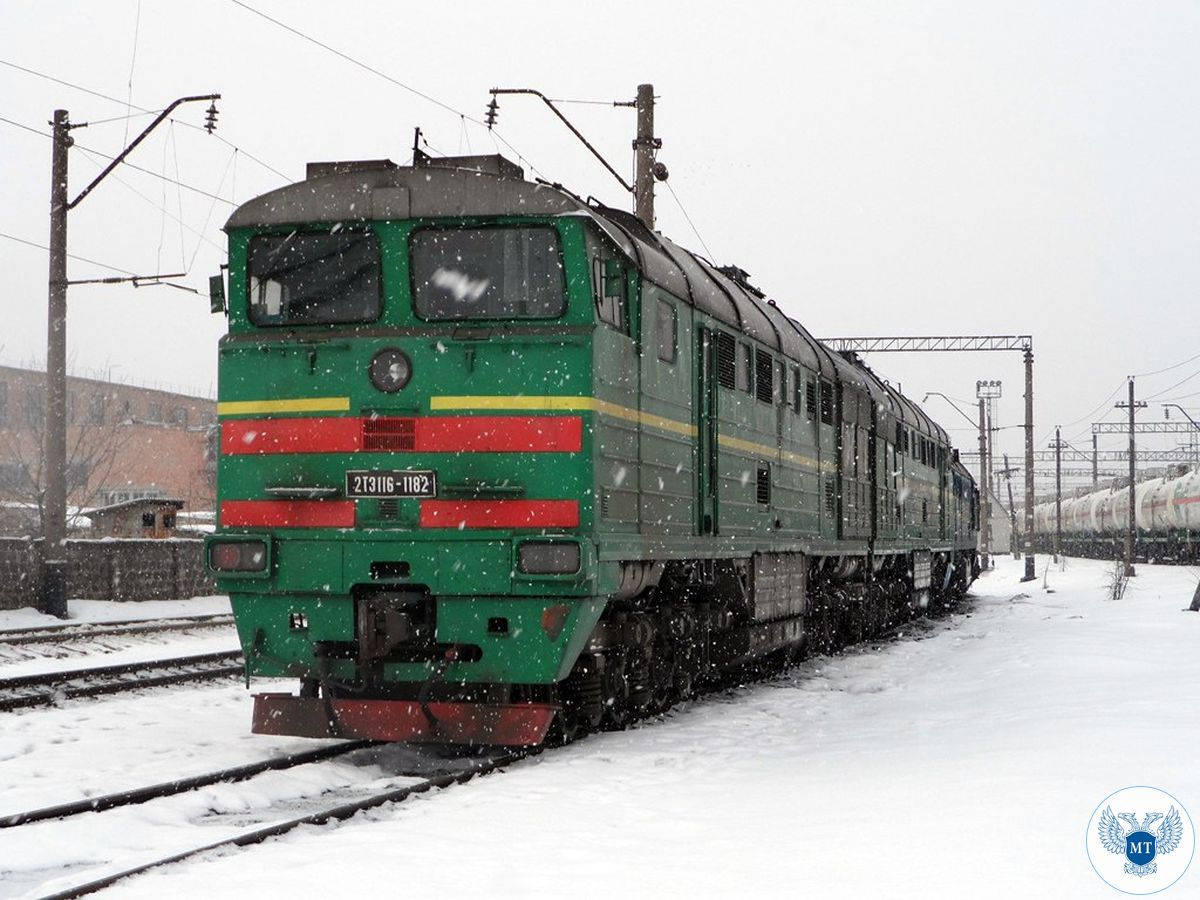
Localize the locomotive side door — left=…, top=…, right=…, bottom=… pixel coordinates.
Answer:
left=696, top=326, right=718, bottom=535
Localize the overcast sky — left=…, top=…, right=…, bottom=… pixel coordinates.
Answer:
left=3, top=1, right=1198, bottom=487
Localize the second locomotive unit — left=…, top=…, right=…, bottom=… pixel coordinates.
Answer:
left=206, top=153, right=979, bottom=746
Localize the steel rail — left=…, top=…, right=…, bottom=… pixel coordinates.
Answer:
left=40, top=752, right=520, bottom=900
left=0, top=614, right=235, bottom=646
left=0, top=650, right=243, bottom=711
left=0, top=740, right=374, bottom=827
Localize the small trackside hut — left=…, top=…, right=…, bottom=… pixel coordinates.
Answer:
left=206, top=153, right=979, bottom=746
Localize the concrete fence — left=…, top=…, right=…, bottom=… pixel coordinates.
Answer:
left=0, top=538, right=216, bottom=610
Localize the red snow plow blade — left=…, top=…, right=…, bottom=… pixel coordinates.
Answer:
left=252, top=693, right=557, bottom=746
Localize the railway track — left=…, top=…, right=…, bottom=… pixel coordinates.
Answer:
left=0, top=650, right=244, bottom=711
left=26, top=749, right=518, bottom=900
left=1, top=740, right=375, bottom=827
left=0, top=613, right=236, bottom=647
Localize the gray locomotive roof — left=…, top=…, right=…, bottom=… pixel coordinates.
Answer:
left=226, top=157, right=947, bottom=442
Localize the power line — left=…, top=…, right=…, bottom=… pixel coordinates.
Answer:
left=1133, top=350, right=1200, bottom=379
left=665, top=181, right=715, bottom=260
left=73, top=145, right=225, bottom=256
left=549, top=97, right=631, bottom=106
left=73, top=138, right=235, bottom=206
left=0, top=113, right=50, bottom=138
left=0, top=230, right=137, bottom=275
left=0, top=110, right=236, bottom=205
left=226, top=0, right=545, bottom=180
left=0, top=58, right=129, bottom=107
left=1144, top=364, right=1200, bottom=401
left=228, top=0, right=468, bottom=120
left=0, top=56, right=289, bottom=181
left=82, top=109, right=158, bottom=127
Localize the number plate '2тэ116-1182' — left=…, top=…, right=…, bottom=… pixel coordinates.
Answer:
left=345, top=470, right=437, bottom=498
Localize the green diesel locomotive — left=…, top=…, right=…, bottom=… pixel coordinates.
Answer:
left=207, top=153, right=978, bottom=746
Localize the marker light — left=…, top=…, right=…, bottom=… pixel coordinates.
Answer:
left=518, top=541, right=581, bottom=575
left=209, top=539, right=268, bottom=573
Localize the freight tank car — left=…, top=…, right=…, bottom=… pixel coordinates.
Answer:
left=1034, top=466, right=1200, bottom=561
left=206, top=154, right=979, bottom=746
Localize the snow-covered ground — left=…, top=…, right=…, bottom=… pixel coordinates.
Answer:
left=0, top=596, right=233, bottom=631
left=3, top=556, right=1199, bottom=898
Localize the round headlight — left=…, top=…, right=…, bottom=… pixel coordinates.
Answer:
left=369, top=348, right=411, bottom=392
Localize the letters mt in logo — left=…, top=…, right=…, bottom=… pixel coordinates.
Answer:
left=1098, top=805, right=1184, bottom=877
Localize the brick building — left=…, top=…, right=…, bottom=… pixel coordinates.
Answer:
left=0, top=365, right=216, bottom=536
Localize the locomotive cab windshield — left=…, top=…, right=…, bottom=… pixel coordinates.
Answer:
left=247, top=229, right=381, bottom=325
left=410, top=225, right=566, bottom=321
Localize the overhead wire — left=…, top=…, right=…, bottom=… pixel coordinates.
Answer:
left=1133, top=350, right=1200, bottom=379
left=665, top=181, right=715, bottom=260
left=189, top=148, right=237, bottom=271
left=0, top=230, right=138, bottom=275
left=122, top=0, right=143, bottom=147
left=1143, top=364, right=1200, bottom=401
left=73, top=144, right=225, bottom=256
left=170, top=122, right=188, bottom=272
left=0, top=57, right=289, bottom=181
left=0, top=112, right=238, bottom=206
left=226, top=0, right=546, bottom=180
left=0, top=113, right=50, bottom=138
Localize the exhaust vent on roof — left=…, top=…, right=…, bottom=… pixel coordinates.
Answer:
left=414, top=153, right=524, bottom=180
left=306, top=159, right=398, bottom=180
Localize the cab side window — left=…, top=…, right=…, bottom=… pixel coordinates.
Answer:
left=592, top=257, right=626, bottom=332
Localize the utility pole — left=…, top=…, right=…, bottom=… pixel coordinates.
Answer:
left=633, top=83, right=659, bottom=229
left=1115, top=377, right=1146, bottom=577
left=977, top=396, right=990, bottom=570
left=1023, top=347, right=1035, bottom=581
left=1092, top=433, right=1098, bottom=488
left=1003, top=453, right=1019, bottom=559
left=42, top=109, right=73, bottom=618
left=38, top=94, right=218, bottom=618
left=489, top=84, right=665, bottom=230
left=1051, top=427, right=1064, bottom=561
left=976, top=380, right=1001, bottom=570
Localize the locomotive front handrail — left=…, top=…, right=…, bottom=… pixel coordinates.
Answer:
left=264, top=486, right=342, bottom=499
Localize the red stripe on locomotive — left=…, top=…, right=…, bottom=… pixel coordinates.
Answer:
left=419, top=499, right=579, bottom=529
left=221, top=415, right=582, bottom=454
left=221, top=499, right=356, bottom=528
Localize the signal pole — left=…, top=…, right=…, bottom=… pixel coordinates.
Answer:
left=977, top=396, right=990, bottom=570
left=976, top=380, right=1001, bottom=570
left=1115, top=377, right=1146, bottom=577
left=1050, top=427, right=1064, bottom=561
left=1023, top=348, right=1035, bottom=581
left=1002, top=454, right=1019, bottom=558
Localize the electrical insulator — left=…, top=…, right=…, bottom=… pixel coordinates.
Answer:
left=485, top=97, right=499, bottom=130
left=205, top=101, right=219, bottom=134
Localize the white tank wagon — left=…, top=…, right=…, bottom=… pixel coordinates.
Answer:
left=1064, top=495, right=1091, bottom=533
left=1168, top=469, right=1200, bottom=531
left=1031, top=467, right=1200, bottom=562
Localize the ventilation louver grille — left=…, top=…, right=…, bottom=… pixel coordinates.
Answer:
left=716, top=333, right=736, bottom=390
left=755, top=351, right=773, bottom=403
left=757, top=466, right=771, bottom=505
left=363, top=417, right=416, bottom=450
